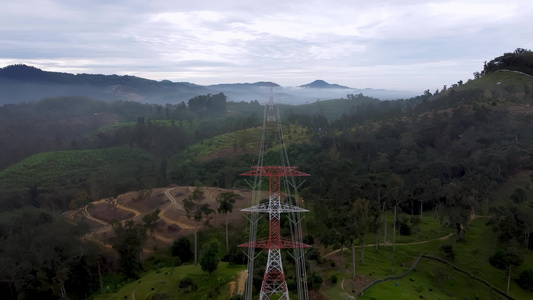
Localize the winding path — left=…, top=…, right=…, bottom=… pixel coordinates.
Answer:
left=160, top=188, right=194, bottom=230
left=323, top=232, right=453, bottom=259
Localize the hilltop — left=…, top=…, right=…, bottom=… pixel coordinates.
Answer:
left=299, top=79, right=350, bottom=89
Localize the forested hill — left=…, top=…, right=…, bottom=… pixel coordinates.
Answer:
left=0, top=64, right=209, bottom=104
left=2, top=49, right=533, bottom=299
left=0, top=64, right=416, bottom=105
left=1, top=62, right=533, bottom=213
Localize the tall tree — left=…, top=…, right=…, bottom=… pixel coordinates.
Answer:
left=353, top=198, right=375, bottom=264
left=506, top=247, right=525, bottom=295
left=183, top=188, right=214, bottom=265
left=216, top=191, right=238, bottom=252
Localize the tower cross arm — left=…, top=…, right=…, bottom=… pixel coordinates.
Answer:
left=241, top=202, right=309, bottom=213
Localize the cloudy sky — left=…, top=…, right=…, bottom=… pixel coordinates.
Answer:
left=1, top=0, right=532, bottom=93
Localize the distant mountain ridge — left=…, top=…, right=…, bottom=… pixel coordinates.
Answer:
left=0, top=64, right=416, bottom=105
left=299, top=79, right=350, bottom=89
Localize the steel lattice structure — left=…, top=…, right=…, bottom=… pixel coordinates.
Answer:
left=239, top=166, right=311, bottom=299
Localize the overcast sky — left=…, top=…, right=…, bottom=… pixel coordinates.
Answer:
left=1, top=0, right=532, bottom=93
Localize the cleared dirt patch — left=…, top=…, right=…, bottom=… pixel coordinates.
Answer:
left=88, top=202, right=135, bottom=223
left=71, top=186, right=252, bottom=249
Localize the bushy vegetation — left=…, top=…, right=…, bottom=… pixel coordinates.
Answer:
left=518, top=269, right=533, bottom=292
left=479, top=48, right=533, bottom=77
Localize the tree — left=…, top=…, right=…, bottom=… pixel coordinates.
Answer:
left=510, top=187, right=527, bottom=203
left=183, top=188, right=214, bottom=265
left=353, top=198, right=374, bottom=264
left=179, top=277, right=198, bottom=300
left=505, top=247, right=524, bottom=295
left=171, top=237, right=193, bottom=263
left=489, top=248, right=525, bottom=295
left=489, top=250, right=508, bottom=270
left=387, top=176, right=405, bottom=257
left=216, top=191, right=238, bottom=252
left=200, top=240, right=220, bottom=273
left=112, top=209, right=160, bottom=278
left=319, top=200, right=356, bottom=268
left=143, top=208, right=161, bottom=236
left=112, top=220, right=146, bottom=278
left=0, top=207, right=98, bottom=299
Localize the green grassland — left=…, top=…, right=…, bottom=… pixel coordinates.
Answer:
left=95, top=263, right=243, bottom=300
left=96, top=226, right=247, bottom=300
left=358, top=258, right=507, bottom=300
left=320, top=217, right=533, bottom=300
left=98, top=212, right=533, bottom=300
left=444, top=71, right=533, bottom=104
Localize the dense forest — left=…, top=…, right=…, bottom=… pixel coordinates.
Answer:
left=1, top=49, right=533, bottom=299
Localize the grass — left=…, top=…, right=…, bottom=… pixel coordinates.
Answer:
left=448, top=71, right=533, bottom=104
left=89, top=206, right=533, bottom=299
left=94, top=262, right=243, bottom=300
left=319, top=216, right=533, bottom=300
left=359, top=259, right=507, bottom=300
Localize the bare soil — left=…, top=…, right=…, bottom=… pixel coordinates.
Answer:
left=70, top=186, right=252, bottom=249
left=74, top=211, right=105, bottom=230
left=87, top=202, right=135, bottom=223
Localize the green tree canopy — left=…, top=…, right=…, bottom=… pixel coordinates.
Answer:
left=200, top=240, right=220, bottom=273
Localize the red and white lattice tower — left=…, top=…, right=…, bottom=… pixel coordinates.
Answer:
left=239, top=166, right=310, bottom=300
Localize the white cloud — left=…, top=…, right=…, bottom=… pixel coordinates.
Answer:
left=1, top=0, right=532, bottom=93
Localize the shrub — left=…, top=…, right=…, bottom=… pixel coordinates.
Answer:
left=398, top=217, right=411, bottom=236
left=303, top=234, right=315, bottom=245
left=330, top=274, right=338, bottom=284
left=410, top=216, right=422, bottom=226
left=441, top=244, right=456, bottom=261
left=307, top=247, right=321, bottom=262
left=171, top=237, right=193, bottom=262
left=308, top=272, right=323, bottom=290
left=489, top=250, right=508, bottom=270
left=517, top=269, right=533, bottom=292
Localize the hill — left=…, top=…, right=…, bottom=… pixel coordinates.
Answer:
left=2, top=49, right=533, bottom=299
left=299, top=79, right=350, bottom=89
left=0, top=64, right=209, bottom=104
left=430, top=70, right=533, bottom=107
left=0, top=146, right=157, bottom=208
left=0, top=64, right=416, bottom=105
